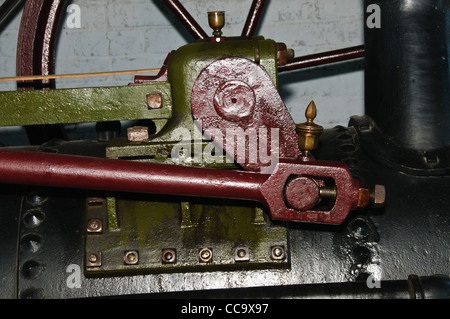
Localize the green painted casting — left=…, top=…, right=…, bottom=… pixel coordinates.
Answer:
left=0, top=82, right=172, bottom=126
left=85, top=194, right=289, bottom=276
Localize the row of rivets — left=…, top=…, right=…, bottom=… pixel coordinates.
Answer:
left=18, top=190, right=48, bottom=299
left=86, top=245, right=286, bottom=267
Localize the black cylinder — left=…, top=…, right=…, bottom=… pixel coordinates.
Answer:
left=361, top=0, right=450, bottom=174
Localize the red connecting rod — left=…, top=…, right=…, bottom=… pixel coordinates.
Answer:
left=0, top=149, right=363, bottom=224
left=0, top=149, right=266, bottom=203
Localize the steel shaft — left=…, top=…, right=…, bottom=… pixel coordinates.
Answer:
left=0, top=149, right=267, bottom=203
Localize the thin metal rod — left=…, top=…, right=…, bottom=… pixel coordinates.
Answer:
left=0, top=0, right=25, bottom=30
left=242, top=0, right=266, bottom=37
left=164, top=0, right=208, bottom=40
left=0, top=149, right=268, bottom=203
left=0, top=68, right=160, bottom=82
left=278, top=45, right=365, bottom=72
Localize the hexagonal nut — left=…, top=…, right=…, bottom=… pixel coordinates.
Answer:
left=370, top=185, right=386, bottom=208
left=297, top=133, right=320, bottom=153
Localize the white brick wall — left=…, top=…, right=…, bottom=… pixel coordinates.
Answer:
left=0, top=0, right=365, bottom=140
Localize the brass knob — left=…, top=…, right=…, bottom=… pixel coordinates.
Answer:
left=295, top=101, right=324, bottom=157
left=208, top=11, right=225, bottom=37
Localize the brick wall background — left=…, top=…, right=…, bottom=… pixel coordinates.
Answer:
left=0, top=0, right=365, bottom=144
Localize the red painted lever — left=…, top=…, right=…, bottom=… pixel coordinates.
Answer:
left=0, top=149, right=371, bottom=225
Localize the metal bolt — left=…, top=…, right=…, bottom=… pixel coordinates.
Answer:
left=199, top=248, right=213, bottom=263
left=127, top=126, right=149, bottom=142
left=124, top=250, right=139, bottom=265
left=161, top=248, right=176, bottom=264
left=357, top=187, right=370, bottom=208
left=271, top=246, right=285, bottom=260
left=86, top=252, right=102, bottom=267
left=234, top=247, right=250, bottom=262
left=87, top=218, right=102, bottom=233
left=276, top=42, right=295, bottom=66
left=147, top=93, right=162, bottom=109
left=370, top=185, right=386, bottom=208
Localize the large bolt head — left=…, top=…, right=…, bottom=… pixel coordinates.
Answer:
left=284, top=176, right=320, bottom=211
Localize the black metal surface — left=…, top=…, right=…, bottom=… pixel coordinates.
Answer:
left=0, top=124, right=446, bottom=299
left=316, top=125, right=450, bottom=285
left=363, top=0, right=450, bottom=174
left=0, top=183, right=24, bottom=298
left=119, top=275, right=450, bottom=299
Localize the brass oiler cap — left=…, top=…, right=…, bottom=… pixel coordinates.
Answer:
left=208, top=11, right=225, bottom=37
left=295, top=101, right=324, bottom=156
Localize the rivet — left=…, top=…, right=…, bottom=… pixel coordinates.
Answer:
left=20, top=233, right=43, bottom=253
left=234, top=247, right=250, bottom=262
left=20, top=260, right=43, bottom=280
left=124, top=250, right=139, bottom=265
left=25, top=191, right=48, bottom=206
left=86, top=252, right=102, bottom=267
left=161, top=248, right=176, bottom=264
left=87, top=218, right=103, bottom=233
left=19, top=287, right=44, bottom=299
left=199, top=248, right=213, bottom=263
left=23, top=208, right=45, bottom=228
left=271, top=245, right=286, bottom=260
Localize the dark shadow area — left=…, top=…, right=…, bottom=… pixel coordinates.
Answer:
left=278, top=58, right=364, bottom=102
